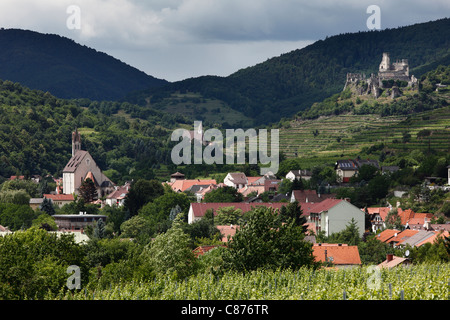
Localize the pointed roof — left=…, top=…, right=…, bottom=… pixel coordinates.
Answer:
left=378, top=255, right=409, bottom=268
left=226, top=172, right=248, bottom=185
left=306, top=198, right=344, bottom=214
left=367, top=207, right=391, bottom=221
left=376, top=229, right=401, bottom=242
left=63, top=150, right=88, bottom=173
left=84, top=171, right=98, bottom=186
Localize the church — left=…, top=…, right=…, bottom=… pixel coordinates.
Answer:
left=62, top=129, right=115, bottom=198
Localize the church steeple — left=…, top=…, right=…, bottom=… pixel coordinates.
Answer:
left=72, top=128, right=82, bottom=156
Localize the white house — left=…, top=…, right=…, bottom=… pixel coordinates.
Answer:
left=286, top=170, right=312, bottom=181
left=223, top=172, right=248, bottom=189
left=447, top=165, right=450, bottom=185
left=105, top=183, right=130, bottom=207
left=302, top=198, right=365, bottom=237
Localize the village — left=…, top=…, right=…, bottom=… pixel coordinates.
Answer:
left=1, top=127, right=449, bottom=271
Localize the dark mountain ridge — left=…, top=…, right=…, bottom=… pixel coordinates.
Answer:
left=127, top=18, right=450, bottom=125
left=0, top=28, right=168, bottom=101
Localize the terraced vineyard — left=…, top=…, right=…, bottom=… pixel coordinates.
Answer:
left=279, top=105, right=450, bottom=167
left=56, top=264, right=450, bottom=300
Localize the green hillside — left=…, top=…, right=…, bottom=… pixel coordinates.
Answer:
left=126, top=18, right=450, bottom=125
left=0, top=29, right=168, bottom=101
left=278, top=65, right=450, bottom=168
left=0, top=80, right=186, bottom=182
left=146, top=91, right=254, bottom=128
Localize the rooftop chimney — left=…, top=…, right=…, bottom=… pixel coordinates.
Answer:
left=386, top=254, right=394, bottom=262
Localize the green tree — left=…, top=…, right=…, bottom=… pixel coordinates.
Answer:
left=93, top=218, right=106, bottom=239
left=222, top=206, right=317, bottom=272
left=31, top=214, right=58, bottom=231
left=203, top=186, right=243, bottom=203
left=124, top=179, right=164, bottom=217
left=214, top=206, right=243, bottom=225
left=0, top=189, right=30, bottom=205
left=145, top=213, right=196, bottom=280
left=0, top=228, right=84, bottom=299
left=279, top=201, right=307, bottom=231
left=78, top=178, right=97, bottom=203
left=367, top=174, right=390, bottom=202
left=358, top=234, right=393, bottom=264
left=40, top=197, right=55, bottom=216
left=385, top=209, right=402, bottom=230
left=139, top=192, right=190, bottom=235
left=0, top=203, right=37, bottom=231
left=120, top=215, right=152, bottom=240
left=321, top=218, right=361, bottom=246
left=102, top=205, right=128, bottom=235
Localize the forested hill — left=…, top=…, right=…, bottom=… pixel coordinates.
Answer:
left=126, top=18, right=450, bottom=126
left=0, top=29, right=168, bottom=101
left=0, top=79, right=188, bottom=182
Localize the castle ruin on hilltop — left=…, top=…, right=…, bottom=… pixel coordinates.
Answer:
left=344, top=52, right=418, bottom=98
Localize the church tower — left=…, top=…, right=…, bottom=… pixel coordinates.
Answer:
left=72, top=128, right=82, bottom=156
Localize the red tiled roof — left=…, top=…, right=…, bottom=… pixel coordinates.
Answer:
left=193, top=245, right=225, bottom=258
left=216, top=225, right=239, bottom=242
left=416, top=231, right=449, bottom=247
left=190, top=202, right=295, bottom=218
left=106, top=186, right=129, bottom=199
left=397, top=208, right=415, bottom=225
left=291, top=190, right=336, bottom=204
left=367, top=207, right=390, bottom=221
left=9, top=175, right=25, bottom=180
left=376, top=229, right=400, bottom=242
left=303, top=198, right=344, bottom=215
left=313, top=244, right=361, bottom=265
left=378, top=255, right=409, bottom=268
left=247, top=176, right=263, bottom=185
left=386, top=229, right=419, bottom=244
left=44, top=194, right=75, bottom=201
left=167, top=179, right=217, bottom=192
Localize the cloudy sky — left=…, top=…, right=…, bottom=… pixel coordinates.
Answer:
left=0, top=0, right=448, bottom=82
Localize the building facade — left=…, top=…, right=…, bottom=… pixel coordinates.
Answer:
left=62, top=129, right=114, bottom=197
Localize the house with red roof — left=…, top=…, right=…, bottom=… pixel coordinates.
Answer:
left=188, top=202, right=291, bottom=224
left=313, top=243, right=361, bottom=268
left=216, top=225, right=239, bottom=242
left=189, top=197, right=365, bottom=239
left=193, top=245, right=225, bottom=258
left=378, top=254, right=411, bottom=268
left=301, top=198, right=365, bottom=237
left=105, top=183, right=130, bottom=207
left=366, top=206, right=391, bottom=232
left=224, top=172, right=248, bottom=189
left=376, top=228, right=448, bottom=248
left=44, top=194, right=75, bottom=208
left=290, top=189, right=336, bottom=203
left=376, top=229, right=400, bottom=243
left=166, top=179, right=217, bottom=193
